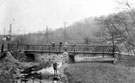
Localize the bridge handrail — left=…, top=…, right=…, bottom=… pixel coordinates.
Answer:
left=7, top=44, right=121, bottom=54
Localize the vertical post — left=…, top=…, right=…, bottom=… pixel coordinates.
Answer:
left=84, top=45, right=85, bottom=56
left=59, top=42, right=62, bottom=53
left=56, top=44, right=59, bottom=55
left=68, top=53, right=75, bottom=63
left=109, top=24, right=115, bottom=58
left=73, top=44, right=76, bottom=53
left=16, top=44, right=18, bottom=50
left=26, top=45, right=29, bottom=51
left=48, top=45, right=50, bottom=55
left=7, top=43, right=9, bottom=51
left=1, top=44, right=4, bottom=52
left=51, top=42, right=55, bottom=52
left=113, top=45, right=115, bottom=58
left=103, top=46, right=104, bottom=58
left=112, top=45, right=118, bottom=64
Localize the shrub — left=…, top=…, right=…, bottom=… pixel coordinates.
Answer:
left=0, top=59, right=18, bottom=83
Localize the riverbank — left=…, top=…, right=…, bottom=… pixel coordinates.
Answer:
left=64, top=55, right=135, bottom=83
left=64, top=62, right=135, bottom=83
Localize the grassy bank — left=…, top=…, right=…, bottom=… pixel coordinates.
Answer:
left=118, top=55, right=135, bottom=67
left=64, top=55, right=135, bottom=83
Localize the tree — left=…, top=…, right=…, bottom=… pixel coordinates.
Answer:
left=95, top=9, right=135, bottom=55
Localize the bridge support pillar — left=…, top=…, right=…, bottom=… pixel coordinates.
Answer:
left=68, top=53, right=75, bottom=63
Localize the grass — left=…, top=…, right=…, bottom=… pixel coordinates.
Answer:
left=118, top=55, right=135, bottom=67
left=64, top=55, right=135, bottom=83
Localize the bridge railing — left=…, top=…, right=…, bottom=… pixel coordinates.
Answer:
left=7, top=44, right=120, bottom=54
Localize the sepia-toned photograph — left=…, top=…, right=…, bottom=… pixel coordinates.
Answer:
left=0, top=0, right=135, bottom=83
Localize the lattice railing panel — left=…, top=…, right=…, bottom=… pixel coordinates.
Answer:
left=7, top=44, right=120, bottom=54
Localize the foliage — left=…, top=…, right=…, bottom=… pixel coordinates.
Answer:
left=11, top=51, right=28, bottom=62
left=0, top=58, right=18, bottom=83
left=95, top=9, right=135, bottom=53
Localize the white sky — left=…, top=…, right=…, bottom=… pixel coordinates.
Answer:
left=0, top=0, right=123, bottom=34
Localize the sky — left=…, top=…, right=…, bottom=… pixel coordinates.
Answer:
left=0, top=0, right=124, bottom=35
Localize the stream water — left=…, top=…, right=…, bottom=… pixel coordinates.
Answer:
left=16, top=56, right=69, bottom=83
